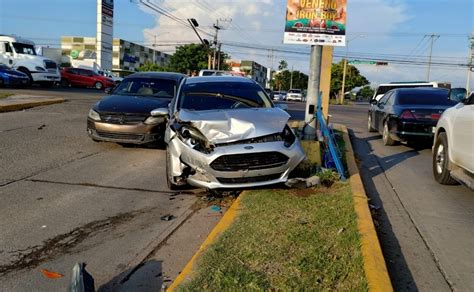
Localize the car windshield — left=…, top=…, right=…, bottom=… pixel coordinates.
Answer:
left=179, top=81, right=272, bottom=111
left=288, top=89, right=301, bottom=93
left=113, top=78, right=176, bottom=98
left=397, top=90, right=458, bottom=106
left=12, top=42, right=36, bottom=55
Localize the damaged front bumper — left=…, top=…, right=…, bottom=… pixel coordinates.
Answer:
left=168, top=134, right=306, bottom=189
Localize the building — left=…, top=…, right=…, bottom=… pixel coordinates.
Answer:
left=228, top=60, right=268, bottom=87
left=60, top=36, right=171, bottom=75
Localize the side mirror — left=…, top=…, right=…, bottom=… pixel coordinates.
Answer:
left=104, top=87, right=113, bottom=94
left=369, top=99, right=377, bottom=105
left=151, top=108, right=169, bottom=117
left=275, top=103, right=289, bottom=111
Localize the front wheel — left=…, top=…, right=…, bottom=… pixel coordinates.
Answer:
left=367, top=115, right=376, bottom=132
left=432, top=132, right=457, bottom=185
left=166, top=146, right=180, bottom=190
left=94, top=81, right=103, bottom=90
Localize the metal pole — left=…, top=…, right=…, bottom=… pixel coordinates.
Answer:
left=467, top=34, right=473, bottom=92
left=426, top=35, right=439, bottom=81
left=304, top=45, right=323, bottom=139
left=290, top=65, right=293, bottom=89
left=217, top=43, right=222, bottom=70
left=212, top=20, right=219, bottom=70
left=153, top=35, right=156, bottom=64
left=340, top=58, right=347, bottom=104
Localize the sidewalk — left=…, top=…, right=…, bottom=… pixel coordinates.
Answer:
left=0, top=94, right=66, bottom=112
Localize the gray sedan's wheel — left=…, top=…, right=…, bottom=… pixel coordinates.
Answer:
left=166, top=146, right=180, bottom=190
left=432, top=133, right=457, bottom=185
left=367, top=115, right=376, bottom=132
left=382, top=121, right=396, bottom=146
left=94, top=81, right=103, bottom=90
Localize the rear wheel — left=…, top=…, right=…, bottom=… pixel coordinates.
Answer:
left=433, top=132, right=457, bottom=185
left=94, top=81, right=103, bottom=90
left=382, top=121, right=396, bottom=146
left=367, top=115, right=376, bottom=132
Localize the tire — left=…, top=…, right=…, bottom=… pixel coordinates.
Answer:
left=382, top=121, right=396, bottom=146
left=367, top=115, right=376, bottom=132
left=166, top=146, right=180, bottom=190
left=432, top=132, right=457, bottom=185
left=60, top=79, right=70, bottom=87
left=40, top=81, right=55, bottom=88
left=94, top=81, right=103, bottom=90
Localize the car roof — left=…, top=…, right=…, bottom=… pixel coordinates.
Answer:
left=125, top=72, right=187, bottom=81
left=391, top=87, right=449, bottom=94
left=184, top=76, right=256, bottom=84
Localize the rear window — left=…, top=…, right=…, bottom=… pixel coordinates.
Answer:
left=396, top=90, right=457, bottom=106
left=376, top=84, right=433, bottom=96
left=179, top=81, right=272, bottom=111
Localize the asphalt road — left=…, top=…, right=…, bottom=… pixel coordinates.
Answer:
left=286, top=101, right=473, bottom=291
left=0, top=87, right=205, bottom=291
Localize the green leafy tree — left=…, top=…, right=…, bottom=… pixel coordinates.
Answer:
left=278, top=60, right=288, bottom=71
left=330, top=60, right=369, bottom=98
left=272, top=70, right=308, bottom=91
left=358, top=86, right=375, bottom=100
left=168, top=44, right=229, bottom=74
left=138, top=62, right=168, bottom=72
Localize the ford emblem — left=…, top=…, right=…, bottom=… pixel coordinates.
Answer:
left=244, top=146, right=254, bottom=150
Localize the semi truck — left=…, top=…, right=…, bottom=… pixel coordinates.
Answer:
left=0, top=35, right=60, bottom=87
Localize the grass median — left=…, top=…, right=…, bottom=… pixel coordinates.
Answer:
left=177, top=182, right=368, bottom=291
left=0, top=92, right=14, bottom=99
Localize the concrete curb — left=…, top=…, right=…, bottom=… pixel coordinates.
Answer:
left=167, top=194, right=244, bottom=291
left=0, top=98, right=66, bottom=113
left=336, top=124, right=393, bottom=292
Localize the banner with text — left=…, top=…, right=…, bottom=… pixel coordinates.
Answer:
left=284, top=0, right=347, bottom=46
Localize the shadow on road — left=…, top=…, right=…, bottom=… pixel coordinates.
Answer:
left=348, top=129, right=419, bottom=291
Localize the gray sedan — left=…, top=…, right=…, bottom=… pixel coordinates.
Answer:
left=152, top=76, right=306, bottom=190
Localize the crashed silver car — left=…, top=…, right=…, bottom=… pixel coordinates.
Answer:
left=153, top=76, right=306, bottom=189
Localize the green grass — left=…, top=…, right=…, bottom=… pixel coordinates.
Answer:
left=178, top=183, right=368, bottom=291
left=0, top=92, right=14, bottom=99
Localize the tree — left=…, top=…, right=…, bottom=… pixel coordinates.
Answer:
left=138, top=62, right=168, bottom=72
left=358, top=86, right=375, bottom=100
left=168, top=44, right=229, bottom=74
left=330, top=60, right=369, bottom=98
left=272, top=70, right=308, bottom=91
left=278, top=60, right=288, bottom=71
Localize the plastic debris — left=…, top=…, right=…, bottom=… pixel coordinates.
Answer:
left=160, top=214, right=176, bottom=221
left=210, top=205, right=221, bottom=212
left=285, top=175, right=321, bottom=189
left=40, top=268, right=64, bottom=279
left=38, top=124, right=46, bottom=130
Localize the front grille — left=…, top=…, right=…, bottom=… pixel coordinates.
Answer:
left=217, top=173, right=283, bottom=184
left=96, top=131, right=144, bottom=141
left=44, top=60, right=57, bottom=69
left=100, top=113, right=147, bottom=125
left=215, top=133, right=283, bottom=147
left=210, top=152, right=289, bottom=172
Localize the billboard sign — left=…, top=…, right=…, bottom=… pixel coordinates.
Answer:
left=284, top=0, right=347, bottom=46
left=96, top=0, right=114, bottom=71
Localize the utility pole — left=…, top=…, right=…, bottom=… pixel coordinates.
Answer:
left=212, top=20, right=220, bottom=70
left=426, top=34, right=440, bottom=81
left=153, top=35, right=156, bottom=64
left=467, top=33, right=474, bottom=93
left=304, top=45, right=323, bottom=138
left=217, top=43, right=222, bottom=70
left=290, top=65, right=294, bottom=89
left=340, top=35, right=365, bottom=104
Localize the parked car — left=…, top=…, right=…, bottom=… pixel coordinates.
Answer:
left=367, top=88, right=458, bottom=146
left=286, top=89, right=303, bottom=101
left=153, top=76, right=305, bottom=190
left=264, top=88, right=275, bottom=100
left=0, top=64, right=30, bottom=87
left=86, top=72, right=187, bottom=145
left=432, top=92, right=473, bottom=188
left=273, top=91, right=287, bottom=101
left=371, top=81, right=451, bottom=102
left=61, top=67, right=115, bottom=90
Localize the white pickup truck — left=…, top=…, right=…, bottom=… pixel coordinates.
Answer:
left=432, top=92, right=474, bottom=189
left=0, top=35, right=60, bottom=87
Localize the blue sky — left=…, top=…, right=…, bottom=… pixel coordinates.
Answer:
left=0, top=0, right=472, bottom=87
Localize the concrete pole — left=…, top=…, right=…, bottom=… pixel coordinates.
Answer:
left=340, top=58, right=347, bottom=104
left=290, top=65, right=293, bottom=89
left=304, top=45, right=323, bottom=139
left=426, top=34, right=439, bottom=81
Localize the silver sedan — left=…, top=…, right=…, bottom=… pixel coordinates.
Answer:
left=153, top=76, right=306, bottom=190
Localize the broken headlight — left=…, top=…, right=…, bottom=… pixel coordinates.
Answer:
left=282, top=125, right=296, bottom=147
left=177, top=125, right=213, bottom=153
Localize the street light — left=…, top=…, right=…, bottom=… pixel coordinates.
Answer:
left=340, top=34, right=365, bottom=104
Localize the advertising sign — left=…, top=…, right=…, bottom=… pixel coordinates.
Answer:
left=284, top=0, right=347, bottom=46
left=96, top=0, right=114, bottom=71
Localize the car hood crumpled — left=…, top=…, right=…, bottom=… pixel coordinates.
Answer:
left=178, top=107, right=290, bottom=144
